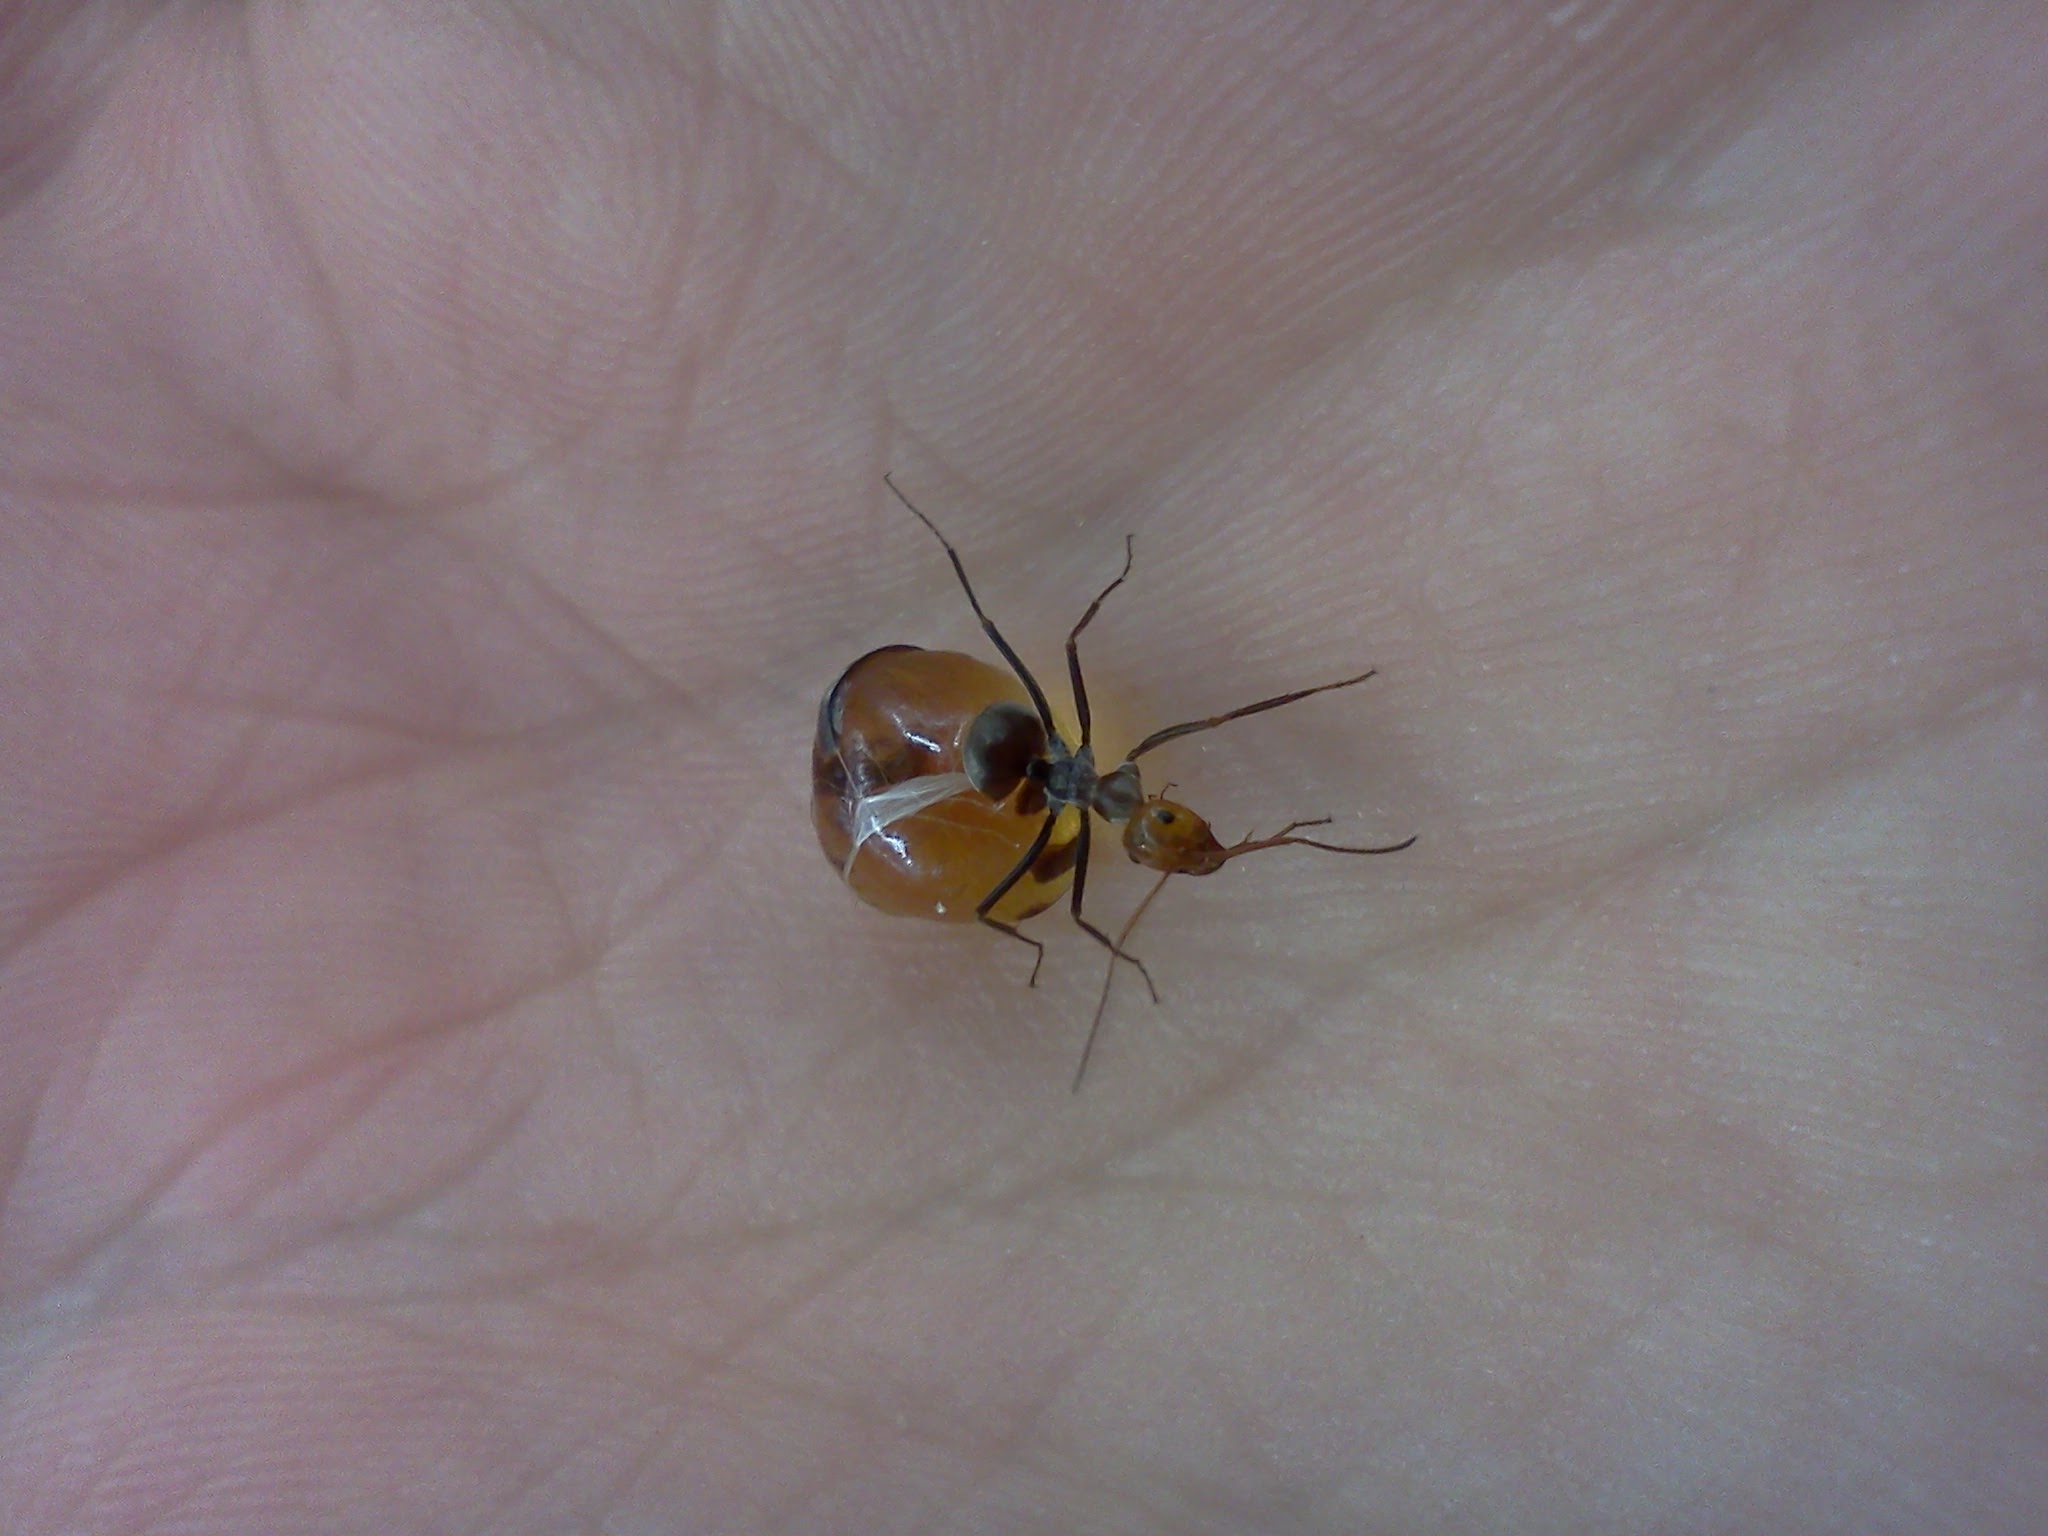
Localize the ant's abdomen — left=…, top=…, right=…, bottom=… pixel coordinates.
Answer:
left=813, top=646, right=1079, bottom=922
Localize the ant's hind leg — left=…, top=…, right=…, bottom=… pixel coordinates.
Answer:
left=973, top=810, right=1061, bottom=987
left=1072, top=914, right=1158, bottom=1003
left=1069, top=818, right=1160, bottom=1003
left=978, top=916, right=1047, bottom=987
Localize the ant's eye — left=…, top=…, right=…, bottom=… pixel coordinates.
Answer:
left=1156, top=809, right=1175, bottom=824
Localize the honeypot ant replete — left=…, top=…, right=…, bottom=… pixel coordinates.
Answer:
left=811, top=477, right=1415, bottom=1089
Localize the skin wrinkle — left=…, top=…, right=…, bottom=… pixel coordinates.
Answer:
left=25, top=768, right=705, bottom=1294
left=849, top=27, right=1760, bottom=505
left=470, top=1280, right=1069, bottom=1489
left=455, top=1407, right=604, bottom=1536
left=100, top=679, right=585, bottom=754
left=1161, top=1353, right=1305, bottom=1522
left=95, top=312, right=356, bottom=500
left=979, top=1308, right=1128, bottom=1461
left=771, top=1340, right=1084, bottom=1535
left=223, top=1082, right=552, bottom=1269
left=83, top=49, right=381, bottom=499
left=0, top=471, right=351, bottom=512
left=416, top=539, right=673, bottom=710
left=39, top=976, right=535, bottom=1296
left=5, top=701, right=558, bottom=960
left=515, top=1256, right=987, bottom=1527
left=555, top=39, right=821, bottom=499
left=53, top=1305, right=653, bottom=1524
left=581, top=1401, right=699, bottom=1536
left=238, top=13, right=362, bottom=414
left=441, top=157, right=695, bottom=501
left=647, top=93, right=775, bottom=454
left=5, top=506, right=700, bottom=948
left=0, top=851, right=186, bottom=1281
left=0, top=5, right=127, bottom=207
left=594, top=1173, right=1145, bottom=1484
left=241, top=26, right=687, bottom=516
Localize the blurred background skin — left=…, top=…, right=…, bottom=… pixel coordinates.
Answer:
left=1, top=3, right=2043, bottom=1531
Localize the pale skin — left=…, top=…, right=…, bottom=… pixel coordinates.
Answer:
left=1, top=3, right=2043, bottom=1531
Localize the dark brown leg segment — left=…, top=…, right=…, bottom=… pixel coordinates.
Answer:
left=974, top=809, right=1061, bottom=986
left=1068, top=816, right=1158, bottom=1002
left=1064, top=535, right=1134, bottom=747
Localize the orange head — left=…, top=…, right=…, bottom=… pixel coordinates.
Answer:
left=1120, top=797, right=1231, bottom=876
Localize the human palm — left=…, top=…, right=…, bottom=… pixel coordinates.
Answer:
left=4, top=5, right=2043, bottom=1531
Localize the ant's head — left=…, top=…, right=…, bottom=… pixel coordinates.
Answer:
left=1122, top=797, right=1230, bottom=876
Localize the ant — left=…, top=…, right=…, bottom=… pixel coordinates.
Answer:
left=812, top=476, right=1415, bottom=1087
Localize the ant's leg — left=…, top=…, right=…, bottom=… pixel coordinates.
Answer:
left=885, top=475, right=1060, bottom=737
left=974, top=810, right=1060, bottom=985
left=1126, top=669, right=1379, bottom=762
left=1065, top=535, right=1134, bottom=748
left=1074, top=869, right=1173, bottom=1092
left=979, top=918, right=1047, bottom=987
left=1067, top=817, right=1159, bottom=1002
